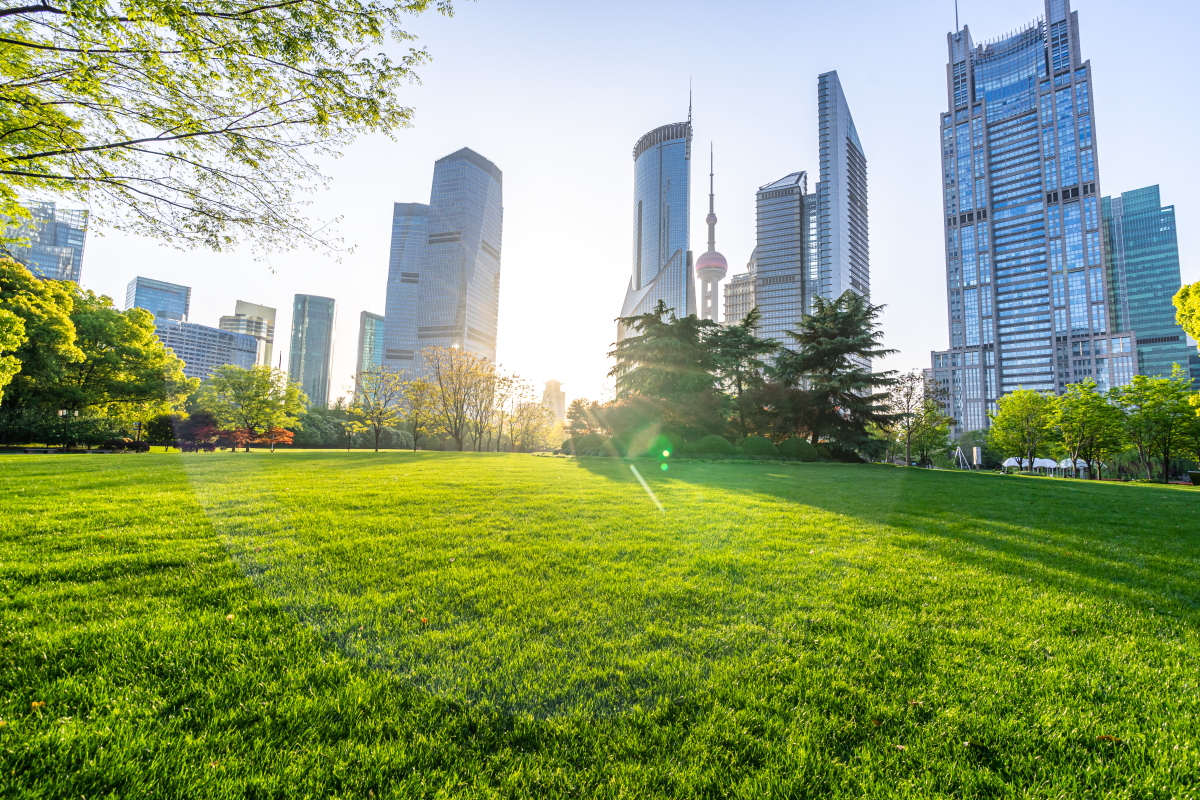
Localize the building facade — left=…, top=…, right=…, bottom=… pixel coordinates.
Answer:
left=816, top=71, right=870, bottom=301
left=154, top=320, right=257, bottom=381
left=619, top=119, right=694, bottom=334
left=1102, top=185, right=1191, bottom=380
left=3, top=201, right=89, bottom=283
left=356, top=311, right=384, bottom=387
left=382, top=148, right=503, bottom=376
left=747, top=171, right=820, bottom=344
left=929, top=0, right=1136, bottom=434
left=543, top=379, right=566, bottom=422
left=289, top=294, right=336, bottom=407
left=126, top=276, right=191, bottom=321
left=723, top=261, right=757, bottom=328
left=219, top=300, right=276, bottom=367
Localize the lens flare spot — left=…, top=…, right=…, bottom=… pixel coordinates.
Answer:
left=660, top=463, right=669, bottom=471
left=662, top=450, right=670, bottom=457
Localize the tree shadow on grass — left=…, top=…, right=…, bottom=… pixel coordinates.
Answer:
left=570, top=457, right=1200, bottom=625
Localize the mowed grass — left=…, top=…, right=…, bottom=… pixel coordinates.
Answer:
left=1, top=452, right=1198, bottom=799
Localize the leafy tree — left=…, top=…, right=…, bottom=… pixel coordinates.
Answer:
left=0, top=258, right=80, bottom=408
left=911, top=398, right=954, bottom=468
left=0, top=0, right=456, bottom=251
left=56, top=290, right=194, bottom=413
left=566, top=397, right=606, bottom=437
left=890, top=370, right=926, bottom=466
left=256, top=427, right=294, bottom=452
left=1050, top=380, right=1126, bottom=479
left=988, top=389, right=1054, bottom=468
left=0, top=306, right=22, bottom=402
left=508, top=400, right=554, bottom=453
left=349, top=367, right=406, bottom=451
left=771, top=291, right=898, bottom=447
left=424, top=345, right=485, bottom=451
left=609, top=300, right=718, bottom=402
left=198, top=365, right=305, bottom=451
left=707, top=307, right=778, bottom=437
left=1112, top=365, right=1195, bottom=482
left=1174, top=282, right=1200, bottom=346
left=401, top=377, right=436, bottom=451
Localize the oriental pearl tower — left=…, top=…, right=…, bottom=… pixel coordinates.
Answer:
left=695, top=145, right=728, bottom=321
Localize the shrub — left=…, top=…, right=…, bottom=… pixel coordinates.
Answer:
left=814, top=445, right=832, bottom=461
left=827, top=445, right=866, bottom=464
left=644, top=432, right=684, bottom=457
left=678, top=441, right=699, bottom=457
left=129, top=440, right=151, bottom=453
left=740, top=436, right=778, bottom=457
left=102, top=438, right=132, bottom=451
left=778, top=438, right=818, bottom=462
left=576, top=432, right=617, bottom=456
left=697, top=434, right=734, bottom=456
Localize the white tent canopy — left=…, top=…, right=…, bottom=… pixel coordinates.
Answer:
left=1058, top=458, right=1089, bottom=469
left=1033, top=458, right=1058, bottom=469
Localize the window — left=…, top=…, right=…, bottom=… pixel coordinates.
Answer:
left=1069, top=271, right=1088, bottom=331
left=1063, top=204, right=1083, bottom=269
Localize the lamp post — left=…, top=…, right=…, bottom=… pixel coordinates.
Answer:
left=132, top=421, right=143, bottom=443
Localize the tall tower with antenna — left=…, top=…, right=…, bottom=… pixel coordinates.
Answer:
left=695, top=145, right=728, bottom=321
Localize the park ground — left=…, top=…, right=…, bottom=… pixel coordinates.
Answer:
left=0, top=451, right=1197, bottom=799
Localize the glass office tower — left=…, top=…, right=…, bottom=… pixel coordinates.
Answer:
left=289, top=294, right=336, bottom=407
left=816, top=71, right=869, bottom=302
left=1102, top=186, right=1191, bottom=380
left=382, top=148, right=503, bottom=376
left=3, top=201, right=89, bottom=283
left=219, top=300, right=276, bottom=367
left=748, top=172, right=819, bottom=344
left=154, top=320, right=258, bottom=381
left=126, top=276, right=191, bottom=321
left=929, top=0, right=1136, bottom=434
left=619, top=119, right=693, bottom=335
left=355, top=311, right=384, bottom=389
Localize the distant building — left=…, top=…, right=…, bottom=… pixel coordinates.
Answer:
left=355, top=311, right=385, bottom=389
left=219, top=300, right=277, bottom=368
left=816, top=71, right=869, bottom=301
left=289, top=294, right=336, bottom=407
left=3, top=201, right=89, bottom=283
left=695, top=149, right=728, bottom=321
left=723, top=256, right=757, bottom=328
left=619, top=117, right=694, bottom=336
left=1102, top=185, right=1192, bottom=381
left=126, top=276, right=191, bottom=321
left=748, top=172, right=817, bottom=345
left=154, top=319, right=257, bottom=381
left=543, top=379, right=566, bottom=422
left=382, top=148, right=503, bottom=376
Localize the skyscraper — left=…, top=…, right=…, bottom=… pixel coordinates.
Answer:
left=929, top=0, right=1136, bottom=434
left=723, top=74, right=858, bottom=350
left=382, top=148, right=503, bottom=375
left=3, top=201, right=89, bottom=283
left=154, top=320, right=258, bottom=381
left=543, top=379, right=566, bottom=422
left=126, top=276, right=191, bottom=321
left=219, top=300, right=276, bottom=367
left=619, top=117, right=693, bottom=335
left=355, top=311, right=384, bottom=387
left=816, top=71, right=869, bottom=301
left=1102, top=185, right=1191, bottom=380
left=289, top=294, right=336, bottom=407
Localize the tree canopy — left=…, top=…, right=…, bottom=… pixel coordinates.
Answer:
left=0, top=0, right=453, bottom=251
left=198, top=364, right=305, bottom=450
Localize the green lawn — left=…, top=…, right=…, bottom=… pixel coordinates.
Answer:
left=1, top=451, right=1197, bottom=799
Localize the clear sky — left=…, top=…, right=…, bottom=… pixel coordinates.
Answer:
left=78, top=0, right=1197, bottom=406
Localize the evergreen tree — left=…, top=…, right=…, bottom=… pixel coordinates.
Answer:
left=770, top=291, right=898, bottom=447
left=609, top=300, right=718, bottom=402
left=707, top=307, right=779, bottom=437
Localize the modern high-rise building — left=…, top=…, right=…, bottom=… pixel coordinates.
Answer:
left=542, top=379, right=566, bottom=422
left=1102, top=185, right=1191, bottom=380
left=154, top=320, right=257, bottom=381
left=289, top=294, right=336, bottom=407
left=382, top=148, right=503, bottom=375
left=355, top=311, right=384, bottom=387
left=126, top=276, right=191, bottom=321
left=929, top=0, right=1137, bottom=434
left=219, top=300, right=276, bottom=367
left=2, top=201, right=89, bottom=283
left=619, top=117, right=694, bottom=335
left=722, top=73, right=861, bottom=351
left=816, top=71, right=869, bottom=301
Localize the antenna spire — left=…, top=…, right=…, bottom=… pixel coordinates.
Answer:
left=688, top=78, right=692, bottom=124
left=706, top=142, right=716, bottom=252
left=955, top=0, right=959, bottom=31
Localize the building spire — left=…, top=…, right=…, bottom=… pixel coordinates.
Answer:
left=707, top=143, right=716, bottom=252
left=688, top=78, right=693, bottom=125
